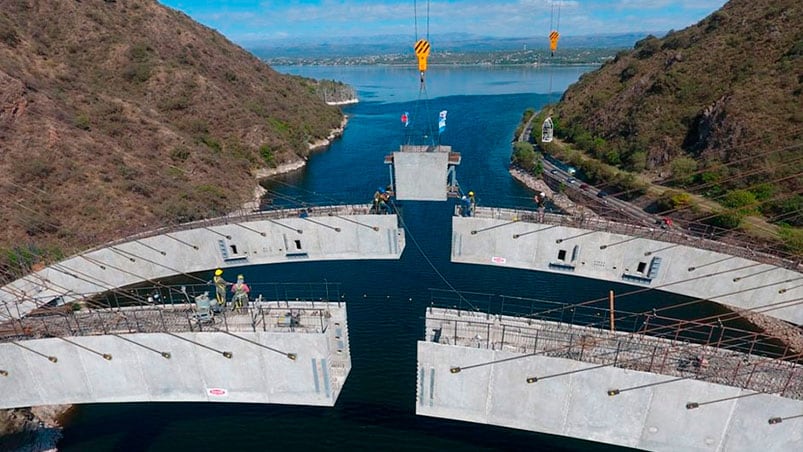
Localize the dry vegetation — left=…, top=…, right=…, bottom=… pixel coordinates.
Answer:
left=0, top=0, right=344, bottom=277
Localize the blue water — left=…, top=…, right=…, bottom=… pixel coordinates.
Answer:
left=56, top=65, right=699, bottom=451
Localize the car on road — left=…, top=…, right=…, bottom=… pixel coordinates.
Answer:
left=550, top=169, right=558, bottom=175
left=597, top=190, right=609, bottom=198
left=579, top=184, right=589, bottom=191
left=567, top=178, right=576, bottom=184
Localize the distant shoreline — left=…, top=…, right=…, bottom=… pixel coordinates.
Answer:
left=241, top=115, right=349, bottom=212
left=273, top=62, right=603, bottom=68
left=326, top=98, right=358, bottom=106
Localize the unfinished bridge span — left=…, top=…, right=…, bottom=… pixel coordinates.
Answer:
left=0, top=205, right=404, bottom=409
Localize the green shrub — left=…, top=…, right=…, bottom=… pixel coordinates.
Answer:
left=762, top=195, right=803, bottom=226
left=0, top=27, right=19, bottom=47
left=170, top=147, right=190, bottom=162
left=604, top=149, right=621, bottom=165
left=706, top=210, right=743, bottom=229
left=634, top=35, right=661, bottom=59
left=512, top=142, right=536, bottom=172
left=158, top=95, right=190, bottom=111
left=123, top=63, right=151, bottom=83
left=620, top=63, right=638, bottom=82
left=749, top=183, right=775, bottom=201
left=779, top=225, right=803, bottom=255
left=626, top=151, right=647, bottom=172
left=259, top=144, right=276, bottom=167
left=200, top=135, right=222, bottom=153
left=721, top=189, right=757, bottom=214
left=656, top=190, right=693, bottom=212
left=73, top=114, right=91, bottom=130
left=670, top=156, right=698, bottom=186
left=129, top=43, right=154, bottom=62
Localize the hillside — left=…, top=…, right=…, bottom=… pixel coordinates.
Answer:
left=0, top=0, right=344, bottom=276
left=550, top=0, right=802, bottom=225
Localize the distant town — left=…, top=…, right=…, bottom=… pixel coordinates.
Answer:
left=261, top=47, right=620, bottom=66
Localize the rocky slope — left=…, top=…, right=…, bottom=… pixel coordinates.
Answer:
left=553, top=0, right=802, bottom=217
left=0, top=0, right=344, bottom=276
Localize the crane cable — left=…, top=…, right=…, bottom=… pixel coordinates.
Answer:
left=411, top=0, right=435, bottom=145
left=543, top=1, right=561, bottom=140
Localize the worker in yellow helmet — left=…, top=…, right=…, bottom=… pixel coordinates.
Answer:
left=208, top=269, right=230, bottom=309
left=468, top=191, right=476, bottom=216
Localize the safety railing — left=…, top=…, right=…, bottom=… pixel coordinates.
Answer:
left=114, top=281, right=343, bottom=308
left=425, top=309, right=803, bottom=400
left=0, top=299, right=343, bottom=342
left=0, top=282, right=343, bottom=341
left=428, top=289, right=794, bottom=362
left=467, top=206, right=800, bottom=271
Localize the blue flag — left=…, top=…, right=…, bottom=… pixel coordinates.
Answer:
left=438, top=110, right=447, bottom=134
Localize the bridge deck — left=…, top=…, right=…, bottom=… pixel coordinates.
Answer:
left=470, top=206, right=799, bottom=271
left=424, top=308, right=803, bottom=401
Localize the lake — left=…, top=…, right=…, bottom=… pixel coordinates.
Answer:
left=56, top=65, right=698, bottom=451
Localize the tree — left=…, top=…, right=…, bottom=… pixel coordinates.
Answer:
left=670, top=156, right=698, bottom=186
left=721, top=189, right=757, bottom=215
left=779, top=225, right=803, bottom=254
left=512, top=142, right=536, bottom=172
left=656, top=190, right=693, bottom=213
left=532, top=158, right=543, bottom=177
left=627, top=151, right=647, bottom=172
left=706, top=210, right=743, bottom=230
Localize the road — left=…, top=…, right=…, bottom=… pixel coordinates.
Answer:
left=517, top=117, right=657, bottom=226
left=540, top=158, right=657, bottom=225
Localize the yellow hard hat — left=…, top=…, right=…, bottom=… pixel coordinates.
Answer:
left=214, top=269, right=223, bottom=276
left=468, top=191, right=474, bottom=196
left=237, top=274, right=244, bottom=279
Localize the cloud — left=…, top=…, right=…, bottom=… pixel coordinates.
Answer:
left=164, top=0, right=727, bottom=41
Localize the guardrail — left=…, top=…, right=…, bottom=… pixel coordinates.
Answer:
left=467, top=206, right=800, bottom=271
left=0, top=283, right=343, bottom=339
left=428, top=289, right=794, bottom=362
left=0, top=299, right=343, bottom=342
left=425, top=309, right=803, bottom=400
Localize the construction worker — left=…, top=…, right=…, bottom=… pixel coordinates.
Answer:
left=231, top=274, right=250, bottom=312
left=372, top=187, right=383, bottom=214
left=208, top=269, right=229, bottom=309
left=373, top=186, right=391, bottom=214
left=460, top=195, right=471, bottom=217
left=380, top=187, right=392, bottom=214
left=468, top=191, right=476, bottom=216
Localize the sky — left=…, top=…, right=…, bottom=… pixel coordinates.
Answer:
left=159, top=0, right=729, bottom=45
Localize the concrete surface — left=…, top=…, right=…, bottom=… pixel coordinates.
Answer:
left=1, top=206, right=404, bottom=319
left=392, top=149, right=450, bottom=201
left=451, top=212, right=803, bottom=325
left=417, top=309, right=803, bottom=451
left=0, top=303, right=350, bottom=409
